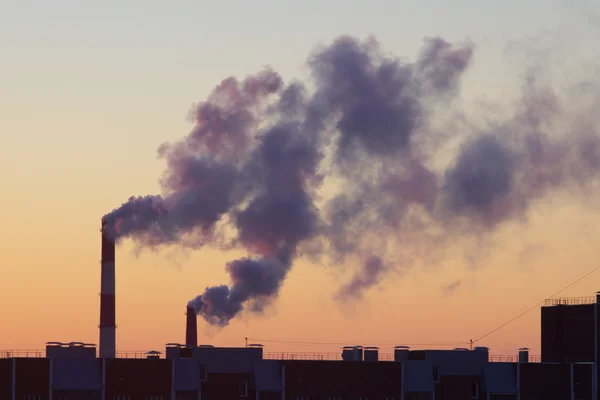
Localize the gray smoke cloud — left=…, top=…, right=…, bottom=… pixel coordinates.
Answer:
left=442, top=133, right=517, bottom=227
left=188, top=248, right=292, bottom=326
left=438, top=74, right=600, bottom=232
left=335, top=256, right=389, bottom=301
left=103, top=34, right=600, bottom=326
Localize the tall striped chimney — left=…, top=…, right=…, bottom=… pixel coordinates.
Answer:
left=186, top=306, right=198, bottom=347
left=100, top=219, right=116, bottom=358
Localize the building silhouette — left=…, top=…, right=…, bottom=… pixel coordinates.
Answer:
left=1, top=292, right=599, bottom=399
left=1, top=228, right=597, bottom=399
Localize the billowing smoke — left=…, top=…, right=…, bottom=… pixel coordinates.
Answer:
left=188, top=248, right=292, bottom=326
left=335, top=256, right=389, bottom=301
left=103, top=34, right=600, bottom=326
left=438, top=75, right=600, bottom=231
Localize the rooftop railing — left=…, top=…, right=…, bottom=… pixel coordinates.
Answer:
left=489, top=354, right=541, bottom=363
left=1, top=349, right=541, bottom=362
left=0, top=349, right=162, bottom=359
left=117, top=350, right=161, bottom=359
left=1, top=350, right=44, bottom=358
left=262, top=352, right=395, bottom=361
left=263, top=352, right=542, bottom=362
left=544, top=296, right=596, bottom=307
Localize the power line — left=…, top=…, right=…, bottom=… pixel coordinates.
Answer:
left=247, top=338, right=469, bottom=348
left=250, top=264, right=600, bottom=350
left=472, top=264, right=600, bottom=344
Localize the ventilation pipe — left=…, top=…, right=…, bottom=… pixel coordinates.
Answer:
left=518, top=347, right=529, bottom=363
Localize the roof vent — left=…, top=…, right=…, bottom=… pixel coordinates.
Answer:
left=393, top=346, right=410, bottom=362
left=363, top=347, right=379, bottom=362
left=145, top=350, right=162, bottom=359
left=518, top=347, right=529, bottom=363
left=341, top=345, right=363, bottom=361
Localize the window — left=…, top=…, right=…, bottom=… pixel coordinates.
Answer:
left=470, top=382, right=479, bottom=399
left=432, top=366, right=440, bottom=383
left=24, top=396, right=41, bottom=400
left=239, top=380, right=248, bottom=397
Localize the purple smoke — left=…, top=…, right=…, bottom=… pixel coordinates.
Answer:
left=335, top=256, right=389, bottom=301
left=442, top=133, right=517, bottom=227
left=439, top=73, right=600, bottom=231
left=188, top=248, right=292, bottom=326
left=185, top=68, right=283, bottom=160
left=103, top=35, right=600, bottom=326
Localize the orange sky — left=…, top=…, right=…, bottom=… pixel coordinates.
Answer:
left=2, top=189, right=600, bottom=357
left=2, top=2, right=600, bottom=360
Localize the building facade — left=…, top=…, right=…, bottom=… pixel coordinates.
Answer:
left=2, top=293, right=600, bottom=400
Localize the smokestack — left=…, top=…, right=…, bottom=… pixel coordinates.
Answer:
left=100, top=219, right=116, bottom=359
left=185, top=306, right=198, bottom=347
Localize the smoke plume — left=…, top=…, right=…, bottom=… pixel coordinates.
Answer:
left=103, top=34, right=600, bottom=326
left=335, top=256, right=389, bottom=301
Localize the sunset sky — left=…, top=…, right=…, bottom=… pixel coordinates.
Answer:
left=2, top=0, right=600, bottom=358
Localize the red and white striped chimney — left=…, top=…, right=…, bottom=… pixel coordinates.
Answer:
left=186, top=306, right=198, bottom=347
left=100, top=219, right=116, bottom=358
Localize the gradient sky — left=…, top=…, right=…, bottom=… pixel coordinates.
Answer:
left=1, top=0, right=600, bottom=358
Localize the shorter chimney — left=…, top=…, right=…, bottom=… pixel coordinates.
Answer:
left=518, top=347, right=529, bottom=363
left=186, top=306, right=198, bottom=348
